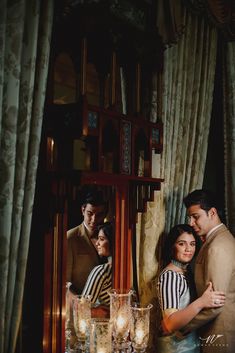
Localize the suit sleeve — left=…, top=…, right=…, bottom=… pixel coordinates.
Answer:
left=183, top=244, right=232, bottom=332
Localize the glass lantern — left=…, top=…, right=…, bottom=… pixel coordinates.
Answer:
left=109, top=289, right=133, bottom=352
left=73, top=295, right=92, bottom=351
left=130, top=303, right=153, bottom=353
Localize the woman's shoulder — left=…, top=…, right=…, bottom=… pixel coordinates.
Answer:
left=159, top=268, right=176, bottom=276
left=158, top=268, right=184, bottom=281
left=90, top=262, right=112, bottom=275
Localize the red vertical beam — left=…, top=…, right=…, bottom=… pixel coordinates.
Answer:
left=114, top=186, right=121, bottom=289
left=113, top=183, right=132, bottom=290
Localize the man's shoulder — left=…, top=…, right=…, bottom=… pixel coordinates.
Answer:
left=67, top=223, right=85, bottom=239
left=210, top=224, right=235, bottom=250
left=216, top=224, right=235, bottom=240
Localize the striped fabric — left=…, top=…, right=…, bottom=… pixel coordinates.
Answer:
left=157, top=270, right=188, bottom=310
left=82, top=263, right=112, bottom=305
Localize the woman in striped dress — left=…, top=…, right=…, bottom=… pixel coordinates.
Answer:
left=156, top=224, right=225, bottom=353
left=82, top=222, right=113, bottom=308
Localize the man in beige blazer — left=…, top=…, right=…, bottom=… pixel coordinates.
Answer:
left=183, top=189, right=235, bottom=353
left=66, top=191, right=108, bottom=347
left=67, top=190, right=108, bottom=294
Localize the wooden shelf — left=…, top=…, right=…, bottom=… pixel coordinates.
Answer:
left=80, top=170, right=163, bottom=185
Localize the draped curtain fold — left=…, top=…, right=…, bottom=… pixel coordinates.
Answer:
left=186, top=0, right=235, bottom=41
left=224, top=42, right=235, bottom=235
left=0, top=1, right=53, bottom=353
left=161, top=9, right=218, bottom=232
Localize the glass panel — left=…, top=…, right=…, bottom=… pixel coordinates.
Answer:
left=134, top=128, right=150, bottom=177
left=88, top=111, right=98, bottom=129
left=101, top=119, right=119, bottom=173
left=152, top=127, right=160, bottom=145
left=53, top=52, right=77, bottom=104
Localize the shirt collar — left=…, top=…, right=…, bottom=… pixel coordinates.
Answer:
left=206, top=223, right=223, bottom=239
left=83, top=221, right=89, bottom=231
left=83, top=221, right=97, bottom=238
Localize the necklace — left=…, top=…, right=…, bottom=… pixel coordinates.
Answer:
left=171, top=259, right=188, bottom=271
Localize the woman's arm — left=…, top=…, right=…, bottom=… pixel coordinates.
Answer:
left=162, top=282, right=225, bottom=333
left=82, top=263, right=111, bottom=304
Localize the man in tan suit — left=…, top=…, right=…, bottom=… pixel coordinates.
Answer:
left=67, top=190, right=108, bottom=294
left=66, top=191, right=108, bottom=347
left=183, top=189, right=235, bottom=353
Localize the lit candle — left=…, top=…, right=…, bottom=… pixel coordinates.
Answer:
left=135, top=327, right=145, bottom=345
left=79, top=319, right=87, bottom=335
left=116, top=314, right=126, bottom=333
left=50, top=138, right=54, bottom=165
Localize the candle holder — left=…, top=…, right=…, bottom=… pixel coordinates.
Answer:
left=73, top=295, right=92, bottom=352
left=130, top=303, right=153, bottom=353
left=90, top=318, right=112, bottom=353
left=109, top=289, right=133, bottom=352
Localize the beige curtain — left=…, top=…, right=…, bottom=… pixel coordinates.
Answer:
left=187, top=0, right=235, bottom=41
left=224, top=42, right=235, bottom=235
left=161, top=9, right=218, bottom=232
left=0, top=1, right=53, bottom=353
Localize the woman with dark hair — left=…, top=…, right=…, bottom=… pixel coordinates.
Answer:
left=156, top=224, right=225, bottom=353
left=66, top=222, right=113, bottom=349
left=82, top=222, right=113, bottom=306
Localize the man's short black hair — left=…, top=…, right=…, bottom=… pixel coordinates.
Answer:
left=81, top=190, right=108, bottom=214
left=183, top=189, right=219, bottom=212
